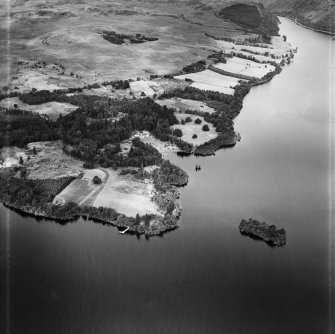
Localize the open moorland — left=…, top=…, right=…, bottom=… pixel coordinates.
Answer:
left=0, top=0, right=253, bottom=93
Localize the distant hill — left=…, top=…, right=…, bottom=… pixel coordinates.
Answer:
left=258, top=0, right=335, bottom=34
left=206, top=0, right=334, bottom=35
left=217, top=3, right=280, bottom=35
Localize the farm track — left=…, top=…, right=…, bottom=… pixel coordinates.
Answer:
left=79, top=169, right=109, bottom=206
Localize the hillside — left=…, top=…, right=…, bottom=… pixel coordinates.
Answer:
left=185, top=0, right=334, bottom=35
left=259, top=0, right=335, bottom=34
left=217, top=3, right=280, bottom=35
left=205, top=0, right=334, bottom=34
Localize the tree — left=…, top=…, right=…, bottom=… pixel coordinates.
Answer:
left=194, top=118, right=202, bottom=124
left=144, top=214, right=151, bottom=227
left=173, top=128, right=183, bottom=137
left=93, top=176, right=102, bottom=184
left=83, top=162, right=94, bottom=169
left=192, top=134, right=197, bottom=139
left=167, top=201, right=175, bottom=215
left=135, top=213, right=141, bottom=225
left=202, top=124, right=209, bottom=132
left=185, top=116, right=192, bottom=123
left=33, top=147, right=37, bottom=155
left=19, top=156, right=24, bottom=165
left=283, top=35, right=287, bottom=42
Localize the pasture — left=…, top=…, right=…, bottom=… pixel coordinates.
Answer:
left=213, top=57, right=275, bottom=79
left=174, top=70, right=241, bottom=95
left=156, top=98, right=216, bottom=114
left=173, top=113, right=217, bottom=146
left=0, top=97, right=78, bottom=120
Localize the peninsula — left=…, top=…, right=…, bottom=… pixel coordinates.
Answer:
left=0, top=1, right=296, bottom=236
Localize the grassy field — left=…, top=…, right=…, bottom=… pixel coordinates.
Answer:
left=215, top=37, right=293, bottom=61
left=0, top=97, right=78, bottom=120
left=0, top=141, right=83, bottom=178
left=0, top=147, right=27, bottom=168
left=53, top=165, right=161, bottom=217
left=130, top=80, right=161, bottom=98
left=133, top=131, right=179, bottom=157
left=213, top=57, right=276, bottom=79
left=173, top=113, right=217, bottom=146
left=156, top=98, right=216, bottom=114
left=93, top=169, right=161, bottom=217
left=174, top=69, right=241, bottom=95
left=25, top=141, right=83, bottom=179
left=53, top=169, right=107, bottom=206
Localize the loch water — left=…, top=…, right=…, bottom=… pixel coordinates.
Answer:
left=1, top=17, right=334, bottom=334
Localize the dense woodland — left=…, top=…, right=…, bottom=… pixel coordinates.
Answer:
left=182, top=60, right=207, bottom=74
left=0, top=77, right=253, bottom=163
left=0, top=173, right=74, bottom=209
left=0, top=96, right=182, bottom=167
left=0, top=109, right=59, bottom=147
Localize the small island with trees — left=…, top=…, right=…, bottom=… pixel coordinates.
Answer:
left=239, top=218, right=286, bottom=247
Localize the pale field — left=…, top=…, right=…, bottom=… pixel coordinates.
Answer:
left=133, top=131, right=179, bottom=157
left=130, top=80, right=161, bottom=98
left=0, top=97, right=78, bottom=120
left=0, top=0, right=251, bottom=92
left=79, top=86, right=131, bottom=99
left=151, top=78, right=190, bottom=94
left=0, top=147, right=28, bottom=168
left=215, top=37, right=294, bottom=63
left=213, top=57, right=276, bottom=78
left=233, top=50, right=280, bottom=63
left=54, top=164, right=161, bottom=217
left=25, top=141, right=83, bottom=179
left=53, top=168, right=108, bottom=206
left=156, top=98, right=216, bottom=114
left=174, top=69, right=241, bottom=95
left=173, top=113, right=217, bottom=146
left=191, top=82, right=235, bottom=95
left=93, top=169, right=161, bottom=217
left=0, top=141, right=83, bottom=179
left=8, top=60, right=84, bottom=93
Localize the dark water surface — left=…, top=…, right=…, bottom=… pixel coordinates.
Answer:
left=1, top=18, right=334, bottom=334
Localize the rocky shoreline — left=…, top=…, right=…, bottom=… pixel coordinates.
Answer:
left=239, top=218, right=286, bottom=247
left=194, top=133, right=241, bottom=156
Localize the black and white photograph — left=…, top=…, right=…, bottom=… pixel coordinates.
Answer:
left=0, top=0, right=334, bottom=333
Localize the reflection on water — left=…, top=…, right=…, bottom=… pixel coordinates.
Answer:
left=0, top=18, right=334, bottom=334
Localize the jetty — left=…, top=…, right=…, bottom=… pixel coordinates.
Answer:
left=119, top=227, right=130, bottom=234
